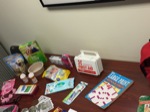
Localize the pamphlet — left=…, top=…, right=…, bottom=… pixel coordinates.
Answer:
left=85, top=71, right=134, bottom=109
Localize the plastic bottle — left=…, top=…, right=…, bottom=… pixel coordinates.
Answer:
left=20, top=73, right=28, bottom=83
left=28, top=72, right=38, bottom=83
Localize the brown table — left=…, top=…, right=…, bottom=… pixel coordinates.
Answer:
left=15, top=54, right=150, bottom=112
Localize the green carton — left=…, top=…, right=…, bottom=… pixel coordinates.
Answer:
left=137, top=95, right=150, bottom=112
left=19, top=41, right=47, bottom=64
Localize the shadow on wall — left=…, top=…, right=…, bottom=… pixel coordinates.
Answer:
left=0, top=35, right=10, bottom=54
left=46, top=0, right=150, bottom=10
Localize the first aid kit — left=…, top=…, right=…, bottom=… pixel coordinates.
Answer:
left=74, top=50, right=103, bottom=76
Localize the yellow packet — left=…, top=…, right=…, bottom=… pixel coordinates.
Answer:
left=42, top=65, right=70, bottom=81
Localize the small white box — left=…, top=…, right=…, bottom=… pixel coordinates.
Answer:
left=74, top=50, right=103, bottom=76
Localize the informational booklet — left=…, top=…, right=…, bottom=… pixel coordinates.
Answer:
left=85, top=71, right=134, bottom=109
left=36, top=95, right=54, bottom=112
left=15, top=84, right=38, bottom=95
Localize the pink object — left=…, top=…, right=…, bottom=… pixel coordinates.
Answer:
left=62, top=54, right=73, bottom=68
left=0, top=104, right=18, bottom=112
left=0, top=79, right=16, bottom=104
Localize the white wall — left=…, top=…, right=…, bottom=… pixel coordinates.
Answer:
left=0, top=0, right=150, bottom=62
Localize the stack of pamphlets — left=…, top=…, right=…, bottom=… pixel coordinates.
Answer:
left=15, top=84, right=38, bottom=95
left=36, top=95, right=54, bottom=111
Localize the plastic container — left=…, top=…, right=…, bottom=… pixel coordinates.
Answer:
left=28, top=61, right=44, bottom=77
left=74, top=50, right=103, bottom=76
left=20, top=73, right=28, bottom=83
left=28, top=72, right=38, bottom=83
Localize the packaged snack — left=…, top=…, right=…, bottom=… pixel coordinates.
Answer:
left=53, top=107, right=63, bottom=112
left=53, top=107, right=67, bottom=112
left=19, top=40, right=47, bottom=64
left=49, top=56, right=63, bottom=65
left=42, top=65, right=70, bottom=81
left=45, top=78, right=74, bottom=95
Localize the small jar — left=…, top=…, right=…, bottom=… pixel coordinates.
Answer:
left=28, top=72, right=38, bottom=83
left=20, top=73, right=28, bottom=83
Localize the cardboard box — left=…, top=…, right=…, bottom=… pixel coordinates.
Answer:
left=19, top=40, right=47, bottom=64
left=3, top=53, right=26, bottom=76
